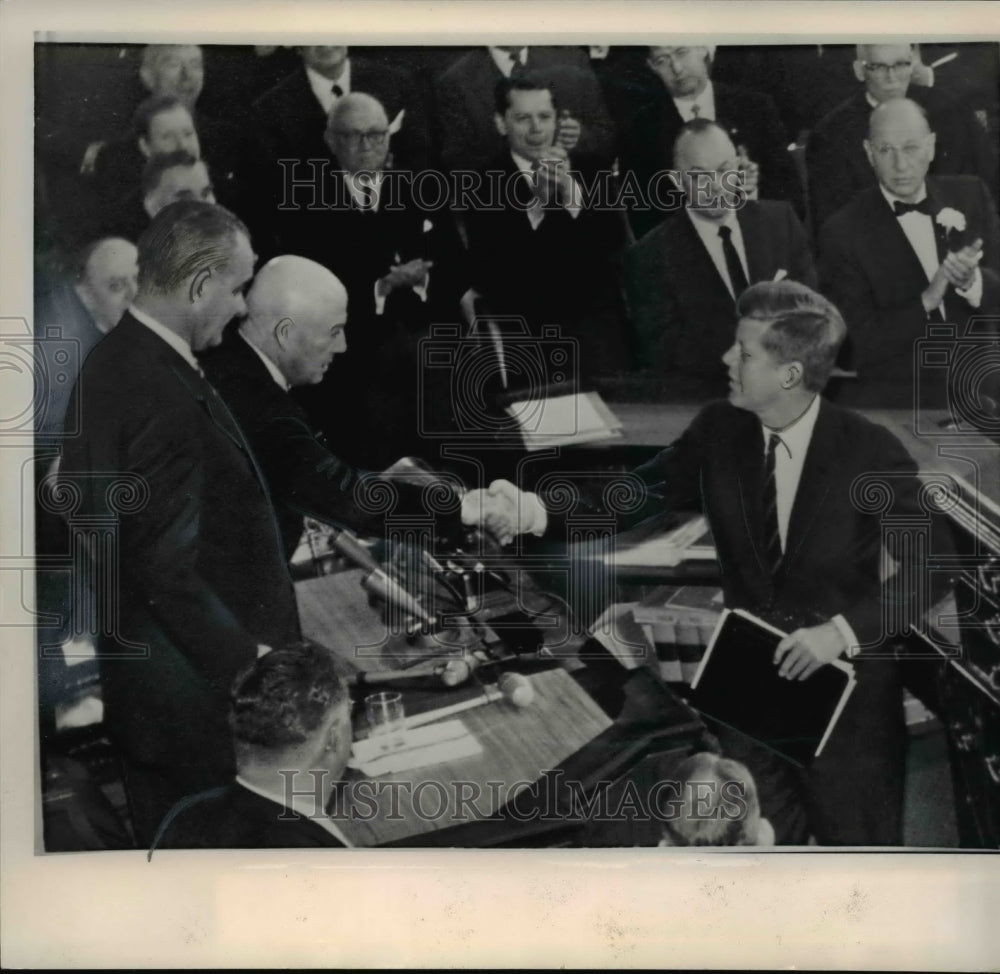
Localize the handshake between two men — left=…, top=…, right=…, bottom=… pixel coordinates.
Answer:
left=459, top=480, right=547, bottom=547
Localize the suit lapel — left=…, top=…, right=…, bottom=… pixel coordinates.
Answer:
left=867, top=188, right=937, bottom=294
left=731, top=411, right=771, bottom=577
left=780, top=399, right=835, bottom=581
left=737, top=203, right=769, bottom=284
left=671, top=213, right=733, bottom=298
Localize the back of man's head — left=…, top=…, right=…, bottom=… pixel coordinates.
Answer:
left=660, top=751, right=771, bottom=847
left=736, top=280, right=847, bottom=392
left=229, top=642, right=349, bottom=766
left=136, top=199, right=248, bottom=297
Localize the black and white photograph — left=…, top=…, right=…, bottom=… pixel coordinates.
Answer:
left=2, top=0, right=999, bottom=968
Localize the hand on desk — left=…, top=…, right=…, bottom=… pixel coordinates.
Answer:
left=773, top=621, right=847, bottom=680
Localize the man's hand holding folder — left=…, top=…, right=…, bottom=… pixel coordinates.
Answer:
left=774, top=620, right=848, bottom=681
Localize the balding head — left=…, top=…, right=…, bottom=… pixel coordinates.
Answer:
left=140, top=45, right=204, bottom=109
left=864, top=98, right=935, bottom=202
left=673, top=118, right=741, bottom=221
left=74, top=237, right=139, bottom=333
left=243, top=256, right=348, bottom=387
left=325, top=92, right=390, bottom=173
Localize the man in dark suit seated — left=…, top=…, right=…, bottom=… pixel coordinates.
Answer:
left=200, top=255, right=467, bottom=560
left=461, top=76, right=630, bottom=382
left=436, top=45, right=616, bottom=173
left=59, top=200, right=301, bottom=844
left=271, top=92, right=464, bottom=469
left=152, top=642, right=354, bottom=849
left=819, top=98, right=1000, bottom=409
left=620, top=45, right=800, bottom=238
left=626, top=118, right=816, bottom=400
left=808, top=43, right=998, bottom=233
left=474, top=280, right=952, bottom=845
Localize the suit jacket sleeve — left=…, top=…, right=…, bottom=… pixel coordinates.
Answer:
left=624, top=233, right=682, bottom=372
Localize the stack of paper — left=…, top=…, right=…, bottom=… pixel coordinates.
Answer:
left=506, top=392, right=623, bottom=450
left=349, top=719, right=482, bottom=776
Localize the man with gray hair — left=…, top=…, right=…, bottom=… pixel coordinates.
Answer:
left=807, top=42, right=996, bottom=230
left=60, top=200, right=300, bottom=844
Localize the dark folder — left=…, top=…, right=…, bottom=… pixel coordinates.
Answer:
left=690, top=609, right=856, bottom=766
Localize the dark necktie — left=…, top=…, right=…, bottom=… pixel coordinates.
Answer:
left=892, top=198, right=932, bottom=217
left=762, top=432, right=784, bottom=577
left=331, top=83, right=344, bottom=98
left=718, top=224, right=749, bottom=297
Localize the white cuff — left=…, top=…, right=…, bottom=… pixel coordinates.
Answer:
left=831, top=614, right=860, bottom=659
left=955, top=266, right=983, bottom=308
left=373, top=281, right=387, bottom=316
left=524, top=490, right=548, bottom=536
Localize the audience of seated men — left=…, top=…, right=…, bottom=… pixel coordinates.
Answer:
left=153, top=642, right=354, bottom=850
left=200, top=255, right=465, bottom=560
left=818, top=98, right=1000, bottom=409
left=100, top=149, right=216, bottom=242
left=807, top=43, right=998, bottom=232
left=273, top=91, right=465, bottom=470
left=461, top=77, right=631, bottom=382
left=626, top=118, right=816, bottom=400
left=619, top=45, right=801, bottom=238
left=436, top=46, right=617, bottom=172
left=657, top=752, right=775, bottom=848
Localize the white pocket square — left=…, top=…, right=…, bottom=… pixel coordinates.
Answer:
left=773, top=269, right=788, bottom=282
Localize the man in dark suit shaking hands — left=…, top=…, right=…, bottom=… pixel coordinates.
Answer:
left=476, top=280, right=950, bottom=845
left=60, top=200, right=301, bottom=844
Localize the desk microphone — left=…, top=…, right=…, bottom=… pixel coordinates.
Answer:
left=328, top=528, right=434, bottom=627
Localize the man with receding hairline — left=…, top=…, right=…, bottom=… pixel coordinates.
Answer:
left=819, top=97, right=1000, bottom=407
left=807, top=42, right=996, bottom=230
left=60, top=200, right=300, bottom=844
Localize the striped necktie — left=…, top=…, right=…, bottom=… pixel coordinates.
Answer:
left=762, top=432, right=784, bottom=577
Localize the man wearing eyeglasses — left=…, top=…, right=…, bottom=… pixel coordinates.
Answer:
left=807, top=43, right=997, bottom=231
left=818, top=98, right=1000, bottom=408
left=272, top=92, right=465, bottom=469
left=619, top=44, right=801, bottom=238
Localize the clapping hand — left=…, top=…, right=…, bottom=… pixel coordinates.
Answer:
left=923, top=237, right=983, bottom=311
left=377, top=258, right=433, bottom=297
left=555, top=111, right=582, bottom=152
left=534, top=144, right=577, bottom=207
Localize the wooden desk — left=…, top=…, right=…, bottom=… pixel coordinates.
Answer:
left=295, top=571, right=706, bottom=847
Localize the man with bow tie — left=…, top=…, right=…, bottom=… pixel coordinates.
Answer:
left=59, top=201, right=301, bottom=844
left=819, top=97, right=1000, bottom=408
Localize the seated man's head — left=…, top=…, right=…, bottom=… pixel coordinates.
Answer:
left=673, top=118, right=743, bottom=221
left=242, top=255, right=348, bottom=386
left=230, top=642, right=352, bottom=808
left=647, top=45, right=713, bottom=99
left=136, top=200, right=254, bottom=351
left=722, top=280, right=847, bottom=417
left=139, top=44, right=205, bottom=111
left=853, top=44, right=917, bottom=104
left=659, top=751, right=774, bottom=847
left=325, top=92, right=390, bottom=174
left=142, top=150, right=216, bottom=218
left=133, top=95, right=201, bottom=161
left=73, top=236, right=139, bottom=333
left=298, top=45, right=349, bottom=80
left=864, top=98, right=935, bottom=204
left=494, top=77, right=559, bottom=163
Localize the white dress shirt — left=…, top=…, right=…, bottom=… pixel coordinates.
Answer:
left=235, top=775, right=354, bottom=848
left=240, top=330, right=290, bottom=391
left=761, top=395, right=859, bottom=656
left=673, top=80, right=716, bottom=122
left=305, top=59, right=352, bottom=115
left=686, top=208, right=749, bottom=298
left=128, top=304, right=201, bottom=373
left=879, top=183, right=983, bottom=309
left=510, top=150, right=582, bottom=230
left=489, top=46, right=529, bottom=77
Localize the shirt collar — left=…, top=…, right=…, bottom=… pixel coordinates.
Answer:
left=686, top=204, right=737, bottom=236
left=673, top=80, right=714, bottom=118
left=234, top=774, right=354, bottom=848
left=128, top=304, right=200, bottom=372
left=239, top=330, right=290, bottom=391
left=879, top=181, right=929, bottom=212
left=342, top=169, right=383, bottom=208
left=489, top=46, right=528, bottom=76
left=305, top=59, right=351, bottom=106
left=761, top=393, right=821, bottom=458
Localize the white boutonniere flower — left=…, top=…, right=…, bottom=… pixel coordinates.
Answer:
left=936, top=208, right=967, bottom=233
left=422, top=219, right=434, bottom=234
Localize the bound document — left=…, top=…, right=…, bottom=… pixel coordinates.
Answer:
left=690, top=609, right=856, bottom=766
